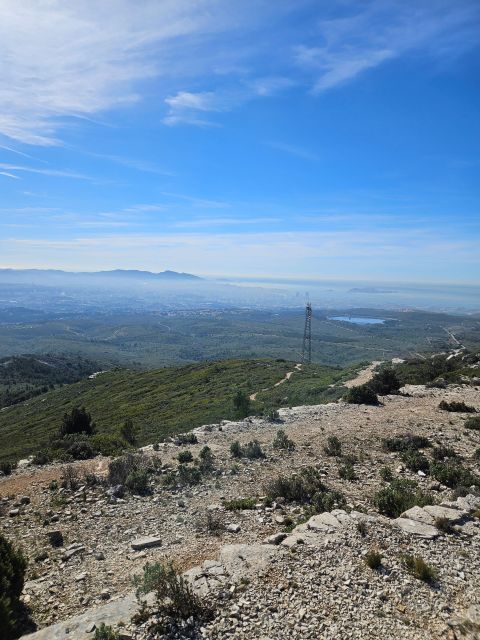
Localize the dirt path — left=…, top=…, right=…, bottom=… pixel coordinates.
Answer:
left=344, top=361, right=381, bottom=388
left=250, top=363, right=302, bottom=401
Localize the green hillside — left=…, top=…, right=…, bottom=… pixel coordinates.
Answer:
left=0, top=359, right=354, bottom=463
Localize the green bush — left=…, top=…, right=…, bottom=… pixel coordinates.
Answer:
left=465, top=416, right=480, bottom=431
left=401, top=449, right=430, bottom=473
left=229, top=440, right=265, bottom=459
left=0, top=462, right=14, bottom=476
left=431, top=445, right=458, bottom=461
left=373, top=479, right=433, bottom=518
left=120, top=419, right=137, bottom=445
left=198, top=446, right=214, bottom=475
left=177, top=450, right=193, bottom=464
left=338, top=462, right=357, bottom=481
left=439, top=400, right=476, bottom=413
left=379, top=466, right=393, bottom=482
left=125, top=470, right=150, bottom=495
left=32, top=450, right=50, bottom=466
left=175, top=433, right=198, bottom=445
left=430, top=461, right=478, bottom=489
left=273, top=430, right=295, bottom=452
left=108, top=452, right=148, bottom=486
left=0, top=534, right=27, bottom=640
left=224, top=497, right=257, bottom=511
left=135, top=562, right=211, bottom=621
left=177, top=464, right=202, bottom=487
left=345, top=384, right=379, bottom=405
left=369, top=369, right=401, bottom=395
left=233, top=389, right=251, bottom=419
left=402, top=554, right=437, bottom=583
left=475, top=448, right=480, bottom=461
left=324, top=435, right=342, bottom=457
left=364, top=549, right=382, bottom=570
left=66, top=441, right=95, bottom=461
left=90, top=433, right=127, bottom=457
left=59, top=407, right=95, bottom=438
left=382, top=434, right=431, bottom=452
left=265, top=466, right=345, bottom=513
left=94, top=624, right=119, bottom=640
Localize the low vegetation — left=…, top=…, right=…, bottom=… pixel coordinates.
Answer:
left=382, top=434, right=431, bottom=452
left=465, top=416, right=480, bottom=431
left=272, top=430, right=295, bottom=452
left=345, top=384, right=379, bottom=405
left=364, top=550, right=382, bottom=570
left=265, top=466, right=346, bottom=513
left=230, top=440, right=265, bottom=460
left=438, top=400, right=476, bottom=413
left=373, top=479, right=433, bottom=518
left=324, top=435, right=342, bottom=457
left=402, top=554, right=437, bottom=583
left=0, top=534, right=28, bottom=640
left=224, top=497, right=257, bottom=511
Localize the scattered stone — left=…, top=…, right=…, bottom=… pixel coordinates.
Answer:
left=130, top=536, right=162, bottom=551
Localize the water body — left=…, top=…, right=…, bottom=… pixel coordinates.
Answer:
left=329, top=316, right=385, bottom=325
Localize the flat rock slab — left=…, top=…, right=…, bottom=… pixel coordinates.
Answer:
left=308, top=512, right=341, bottom=530
left=401, top=506, right=435, bottom=525
left=219, top=544, right=277, bottom=581
left=130, top=536, right=162, bottom=551
left=393, top=517, right=439, bottom=539
left=21, top=592, right=140, bottom=639
left=424, top=505, right=464, bottom=523
left=456, top=494, right=480, bottom=512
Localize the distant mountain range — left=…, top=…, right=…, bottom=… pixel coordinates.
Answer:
left=0, top=268, right=202, bottom=282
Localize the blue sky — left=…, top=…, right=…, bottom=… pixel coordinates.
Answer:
left=0, top=0, right=479, bottom=282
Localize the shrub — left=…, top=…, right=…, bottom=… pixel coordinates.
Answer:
left=196, top=510, right=225, bottom=536
left=379, top=466, right=393, bottom=482
left=135, top=562, right=211, bottom=621
left=475, top=448, right=480, bottom=462
left=435, top=517, right=455, bottom=535
left=233, top=389, right=250, bottom=419
left=229, top=440, right=265, bottom=460
left=432, top=445, right=458, bottom=461
left=401, top=449, right=430, bottom=474
left=430, top=461, right=478, bottom=489
left=364, top=549, right=382, bottom=570
left=324, top=435, right=342, bottom=457
left=465, top=416, right=480, bottom=431
left=59, top=407, right=95, bottom=438
left=108, top=453, right=148, bottom=486
left=439, top=400, right=476, bottom=413
left=120, top=419, right=137, bottom=445
left=224, top=497, right=257, bottom=511
left=264, top=408, right=281, bottom=422
left=177, top=464, right=202, bottom=487
left=345, top=384, right=379, bottom=405
left=0, top=462, right=14, bottom=476
left=90, top=433, right=127, bottom=457
left=0, top=534, right=27, bottom=640
left=177, top=451, right=193, bottom=464
left=66, top=441, right=95, bottom=461
left=369, top=369, right=401, bottom=395
left=175, top=433, right=198, bottom=446
left=265, top=466, right=345, bottom=513
left=125, top=470, right=150, bottom=495
left=402, top=554, right=437, bottom=583
left=230, top=441, right=242, bottom=458
left=382, top=434, right=431, bottom=452
left=357, top=521, right=367, bottom=537
left=94, top=624, right=119, bottom=640
left=32, top=450, right=50, bottom=466
left=60, top=465, right=79, bottom=491
left=373, top=479, right=433, bottom=518
left=198, top=446, right=214, bottom=475
left=338, top=462, right=357, bottom=481
left=273, top=430, right=295, bottom=452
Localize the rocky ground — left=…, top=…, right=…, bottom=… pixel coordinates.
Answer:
left=1, top=372, right=479, bottom=639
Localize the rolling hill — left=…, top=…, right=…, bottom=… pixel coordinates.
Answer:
left=0, top=359, right=354, bottom=463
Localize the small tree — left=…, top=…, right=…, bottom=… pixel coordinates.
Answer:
left=369, top=368, right=401, bottom=395
left=233, top=390, right=250, bottom=419
left=120, top=419, right=138, bottom=445
left=59, top=407, right=95, bottom=438
left=0, top=534, right=27, bottom=640
left=346, top=385, right=379, bottom=405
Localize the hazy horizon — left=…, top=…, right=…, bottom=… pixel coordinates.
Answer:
left=1, top=1, right=479, bottom=283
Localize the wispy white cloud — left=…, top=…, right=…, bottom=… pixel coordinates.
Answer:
left=0, top=163, right=92, bottom=180
left=161, top=192, right=231, bottom=209
left=266, top=141, right=319, bottom=161
left=295, top=1, right=480, bottom=92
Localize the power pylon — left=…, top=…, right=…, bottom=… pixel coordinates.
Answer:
left=302, top=302, right=312, bottom=364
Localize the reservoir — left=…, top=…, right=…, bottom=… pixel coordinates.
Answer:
left=329, top=316, right=385, bottom=325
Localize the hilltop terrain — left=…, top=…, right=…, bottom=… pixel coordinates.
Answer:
left=0, top=352, right=479, bottom=639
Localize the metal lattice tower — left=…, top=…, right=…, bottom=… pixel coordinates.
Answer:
left=302, top=303, right=312, bottom=364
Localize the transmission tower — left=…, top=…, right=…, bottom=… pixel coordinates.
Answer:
left=302, top=302, right=312, bottom=364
